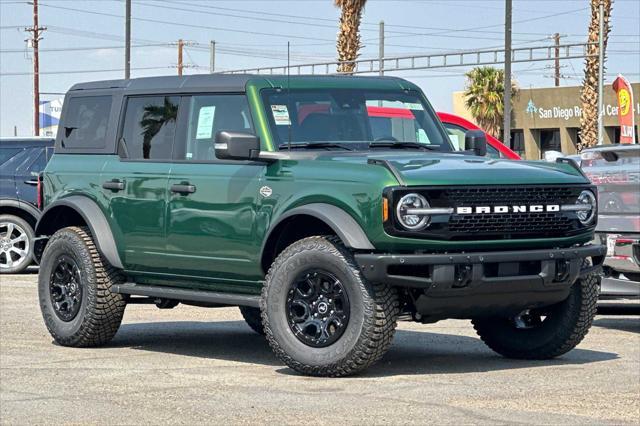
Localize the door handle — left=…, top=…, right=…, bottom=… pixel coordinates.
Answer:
left=24, top=179, right=38, bottom=186
left=102, top=180, right=125, bottom=191
left=171, top=183, right=196, bottom=194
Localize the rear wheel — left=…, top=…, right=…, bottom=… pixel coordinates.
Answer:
left=0, top=215, right=34, bottom=274
left=472, top=268, right=600, bottom=359
left=261, top=236, right=399, bottom=377
left=38, top=226, right=126, bottom=347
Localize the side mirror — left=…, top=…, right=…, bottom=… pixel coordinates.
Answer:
left=465, top=130, right=487, bottom=157
left=214, top=131, right=260, bottom=161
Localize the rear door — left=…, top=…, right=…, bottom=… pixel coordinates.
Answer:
left=100, top=95, right=179, bottom=273
left=14, top=147, right=49, bottom=206
left=165, top=93, right=265, bottom=288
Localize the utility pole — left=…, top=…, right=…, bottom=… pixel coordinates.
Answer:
left=25, top=0, right=45, bottom=136
left=14, top=126, right=17, bottom=137
left=379, top=21, right=384, bottom=76
left=503, top=0, right=512, bottom=148
left=125, top=0, right=131, bottom=79
left=210, top=40, right=216, bottom=73
left=553, top=32, right=561, bottom=87
left=597, top=0, right=605, bottom=145
left=177, top=39, right=184, bottom=76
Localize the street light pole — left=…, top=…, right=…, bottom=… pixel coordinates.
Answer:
left=503, top=0, right=512, bottom=148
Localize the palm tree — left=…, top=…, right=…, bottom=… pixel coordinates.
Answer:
left=579, top=0, right=613, bottom=151
left=140, top=97, right=178, bottom=159
left=334, top=0, right=367, bottom=73
left=463, top=66, right=517, bottom=140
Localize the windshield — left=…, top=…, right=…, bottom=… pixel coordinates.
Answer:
left=262, top=89, right=453, bottom=152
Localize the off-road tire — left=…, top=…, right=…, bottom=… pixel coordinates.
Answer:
left=472, top=266, right=600, bottom=359
left=0, top=214, right=34, bottom=274
left=239, top=306, right=265, bottom=335
left=38, top=226, right=126, bottom=347
left=261, top=236, right=399, bottom=377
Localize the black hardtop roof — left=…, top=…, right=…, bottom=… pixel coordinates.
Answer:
left=68, top=74, right=411, bottom=94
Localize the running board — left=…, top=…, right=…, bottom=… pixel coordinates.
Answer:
left=112, top=283, right=260, bottom=308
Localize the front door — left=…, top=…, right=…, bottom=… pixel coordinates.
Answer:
left=101, top=95, right=179, bottom=273
left=165, top=94, right=265, bottom=289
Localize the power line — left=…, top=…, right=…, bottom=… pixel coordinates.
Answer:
left=37, top=3, right=336, bottom=43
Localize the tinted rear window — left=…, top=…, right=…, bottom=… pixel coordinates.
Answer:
left=61, top=96, right=112, bottom=149
left=119, top=96, right=179, bottom=160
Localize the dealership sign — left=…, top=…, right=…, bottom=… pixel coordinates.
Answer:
left=38, top=98, right=63, bottom=137
left=612, top=74, right=636, bottom=144
left=526, top=98, right=640, bottom=122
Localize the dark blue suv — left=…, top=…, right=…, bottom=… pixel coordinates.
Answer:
left=0, top=137, right=55, bottom=273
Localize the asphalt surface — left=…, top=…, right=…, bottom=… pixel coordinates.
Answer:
left=1, top=271, right=639, bottom=425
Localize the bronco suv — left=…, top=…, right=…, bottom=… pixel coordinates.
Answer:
left=35, top=75, right=604, bottom=377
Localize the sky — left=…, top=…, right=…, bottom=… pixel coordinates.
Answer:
left=1, top=0, right=639, bottom=136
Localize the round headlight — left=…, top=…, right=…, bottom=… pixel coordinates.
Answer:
left=576, top=190, right=597, bottom=225
left=396, top=193, right=430, bottom=230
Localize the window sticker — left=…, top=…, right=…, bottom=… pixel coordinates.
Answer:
left=271, top=104, right=291, bottom=126
left=196, top=105, right=216, bottom=139
left=404, top=102, right=424, bottom=111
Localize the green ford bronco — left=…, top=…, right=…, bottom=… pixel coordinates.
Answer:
left=35, top=74, right=605, bottom=377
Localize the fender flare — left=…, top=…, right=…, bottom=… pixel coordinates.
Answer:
left=0, top=198, right=41, bottom=222
left=263, top=203, right=375, bottom=255
left=35, top=196, right=124, bottom=269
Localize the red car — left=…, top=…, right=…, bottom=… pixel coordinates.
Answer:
left=437, top=112, right=521, bottom=160
left=365, top=107, right=520, bottom=159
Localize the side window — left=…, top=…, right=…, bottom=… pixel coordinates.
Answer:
left=62, top=96, right=112, bottom=149
left=0, top=148, right=23, bottom=166
left=182, top=94, right=253, bottom=161
left=443, top=122, right=501, bottom=158
left=442, top=122, right=467, bottom=151
left=120, top=96, right=179, bottom=160
left=26, top=151, right=47, bottom=176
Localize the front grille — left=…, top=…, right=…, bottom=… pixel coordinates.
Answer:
left=449, top=212, right=572, bottom=235
left=386, top=185, right=593, bottom=241
left=442, top=186, right=579, bottom=206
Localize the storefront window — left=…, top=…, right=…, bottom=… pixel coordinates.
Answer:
left=510, top=130, right=525, bottom=157
left=540, top=129, right=561, bottom=158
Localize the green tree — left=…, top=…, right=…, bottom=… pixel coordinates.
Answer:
left=334, top=0, right=367, bottom=74
left=463, top=66, right=517, bottom=140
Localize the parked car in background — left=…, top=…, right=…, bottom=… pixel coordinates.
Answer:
left=581, top=144, right=640, bottom=299
left=0, top=137, right=55, bottom=273
left=436, top=112, right=521, bottom=160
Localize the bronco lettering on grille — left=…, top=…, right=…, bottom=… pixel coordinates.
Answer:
left=456, top=205, right=560, bottom=214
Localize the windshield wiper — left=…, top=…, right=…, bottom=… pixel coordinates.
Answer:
left=369, top=141, right=438, bottom=151
left=278, top=142, right=354, bottom=151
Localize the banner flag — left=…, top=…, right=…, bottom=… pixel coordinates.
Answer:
left=612, top=74, right=636, bottom=144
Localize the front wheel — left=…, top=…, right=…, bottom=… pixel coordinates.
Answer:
left=472, top=268, right=600, bottom=359
left=261, top=236, right=399, bottom=377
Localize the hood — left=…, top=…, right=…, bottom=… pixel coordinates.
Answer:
left=313, top=152, right=588, bottom=186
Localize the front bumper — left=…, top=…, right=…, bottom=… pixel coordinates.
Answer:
left=355, top=244, right=605, bottom=320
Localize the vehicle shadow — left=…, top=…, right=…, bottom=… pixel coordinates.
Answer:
left=593, top=317, right=640, bottom=334
left=109, top=320, right=618, bottom=377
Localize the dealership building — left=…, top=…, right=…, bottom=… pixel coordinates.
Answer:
left=453, top=82, right=639, bottom=160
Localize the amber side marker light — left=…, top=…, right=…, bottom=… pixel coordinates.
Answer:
left=382, top=197, right=389, bottom=222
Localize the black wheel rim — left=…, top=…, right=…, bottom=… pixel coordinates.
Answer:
left=512, top=309, right=546, bottom=329
left=286, top=269, right=350, bottom=348
left=49, top=255, right=83, bottom=322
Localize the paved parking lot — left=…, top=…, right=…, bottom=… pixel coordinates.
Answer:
left=1, top=271, right=639, bottom=425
